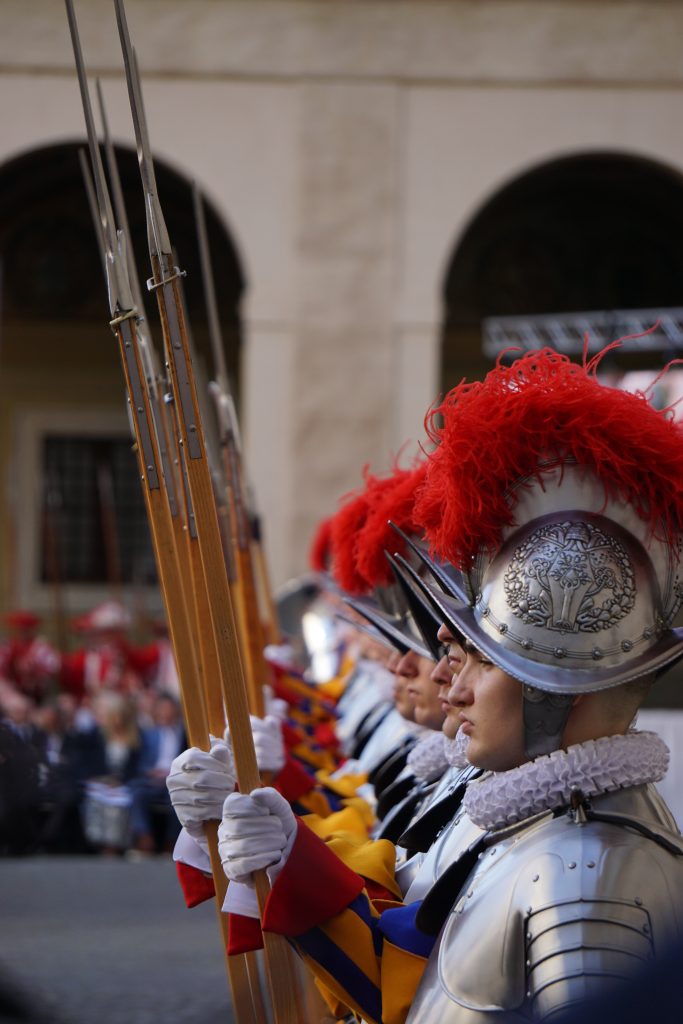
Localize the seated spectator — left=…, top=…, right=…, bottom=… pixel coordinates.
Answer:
left=129, top=693, right=185, bottom=854
left=0, top=720, right=42, bottom=855
left=81, top=692, right=141, bottom=854
left=32, top=700, right=101, bottom=853
left=0, top=691, right=43, bottom=753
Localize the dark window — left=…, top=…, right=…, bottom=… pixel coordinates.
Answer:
left=40, top=435, right=156, bottom=586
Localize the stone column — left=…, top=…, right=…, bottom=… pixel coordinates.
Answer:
left=242, top=320, right=297, bottom=589
left=393, top=322, right=441, bottom=450
left=288, top=80, right=400, bottom=576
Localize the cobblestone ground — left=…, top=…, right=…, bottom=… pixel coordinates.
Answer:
left=1, top=856, right=236, bottom=1024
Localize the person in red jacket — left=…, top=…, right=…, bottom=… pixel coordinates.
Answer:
left=60, top=601, right=158, bottom=701
left=0, top=611, right=60, bottom=703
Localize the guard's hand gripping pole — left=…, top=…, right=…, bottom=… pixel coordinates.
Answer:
left=111, top=1, right=299, bottom=1020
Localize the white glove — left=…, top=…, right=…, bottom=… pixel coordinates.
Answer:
left=264, top=642, right=296, bottom=668
left=224, top=715, right=286, bottom=775
left=263, top=684, right=289, bottom=722
left=251, top=715, right=286, bottom=774
left=218, top=787, right=296, bottom=885
left=166, top=737, right=236, bottom=847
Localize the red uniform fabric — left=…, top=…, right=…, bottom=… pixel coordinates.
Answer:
left=263, top=820, right=364, bottom=936
left=176, top=860, right=216, bottom=909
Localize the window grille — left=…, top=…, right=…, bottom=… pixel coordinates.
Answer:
left=40, top=435, right=156, bottom=586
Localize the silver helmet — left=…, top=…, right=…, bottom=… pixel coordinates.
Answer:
left=411, top=347, right=683, bottom=756
left=396, top=463, right=683, bottom=758
left=344, top=593, right=431, bottom=661
left=345, top=554, right=444, bottom=663
left=447, top=462, right=683, bottom=695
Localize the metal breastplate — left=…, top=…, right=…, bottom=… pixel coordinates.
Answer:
left=336, top=673, right=387, bottom=750
left=406, top=784, right=683, bottom=1023
left=392, top=766, right=475, bottom=897
left=357, top=711, right=416, bottom=775
left=388, top=773, right=447, bottom=893
left=399, top=781, right=484, bottom=903
left=423, top=765, right=465, bottom=807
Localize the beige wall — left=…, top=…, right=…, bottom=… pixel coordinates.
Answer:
left=2, top=0, right=683, bottom=594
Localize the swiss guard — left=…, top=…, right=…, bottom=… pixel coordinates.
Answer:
left=213, top=346, right=683, bottom=1023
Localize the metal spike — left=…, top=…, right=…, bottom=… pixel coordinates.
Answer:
left=388, top=519, right=473, bottom=605
left=114, top=0, right=172, bottom=259
left=77, top=147, right=106, bottom=277
left=192, top=182, right=232, bottom=395
left=96, top=77, right=147, bottom=320
left=65, top=0, right=134, bottom=316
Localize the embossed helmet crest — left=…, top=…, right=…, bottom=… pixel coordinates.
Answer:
left=503, top=519, right=635, bottom=638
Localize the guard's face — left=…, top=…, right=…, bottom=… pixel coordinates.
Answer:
left=385, top=649, right=402, bottom=674
left=401, top=654, right=445, bottom=730
left=445, top=640, right=525, bottom=772
left=430, top=652, right=463, bottom=739
left=392, top=662, right=417, bottom=721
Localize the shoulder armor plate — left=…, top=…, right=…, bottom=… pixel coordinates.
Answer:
left=407, top=785, right=683, bottom=1022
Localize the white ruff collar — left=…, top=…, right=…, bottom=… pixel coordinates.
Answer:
left=407, top=731, right=448, bottom=781
left=443, top=729, right=471, bottom=769
left=464, top=731, right=670, bottom=832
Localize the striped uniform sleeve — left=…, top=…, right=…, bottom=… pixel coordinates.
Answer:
left=281, top=893, right=436, bottom=1024
left=262, top=821, right=437, bottom=1024
left=273, top=753, right=373, bottom=820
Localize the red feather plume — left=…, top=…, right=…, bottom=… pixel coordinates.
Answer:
left=416, top=347, right=683, bottom=568
left=309, top=517, right=333, bottom=572
left=329, top=464, right=424, bottom=594
left=329, top=486, right=374, bottom=595
left=355, top=464, right=427, bottom=587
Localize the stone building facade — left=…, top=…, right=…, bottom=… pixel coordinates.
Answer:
left=2, top=0, right=683, bottom=615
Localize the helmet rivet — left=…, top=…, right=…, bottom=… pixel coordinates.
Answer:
left=554, top=647, right=566, bottom=659
left=621, top=639, right=633, bottom=652
left=643, top=627, right=653, bottom=640
left=499, top=623, right=508, bottom=634
left=522, top=639, right=533, bottom=650
left=482, top=607, right=490, bottom=618
left=592, top=648, right=603, bottom=660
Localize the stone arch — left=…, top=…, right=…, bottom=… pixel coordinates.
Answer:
left=0, top=140, right=245, bottom=614
left=440, top=151, right=683, bottom=390
left=0, top=139, right=245, bottom=393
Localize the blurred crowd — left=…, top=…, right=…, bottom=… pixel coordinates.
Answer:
left=0, top=601, right=185, bottom=857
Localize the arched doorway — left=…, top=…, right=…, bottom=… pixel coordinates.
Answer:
left=441, top=152, right=683, bottom=390
left=0, top=141, right=244, bottom=395
left=0, top=141, right=245, bottom=622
